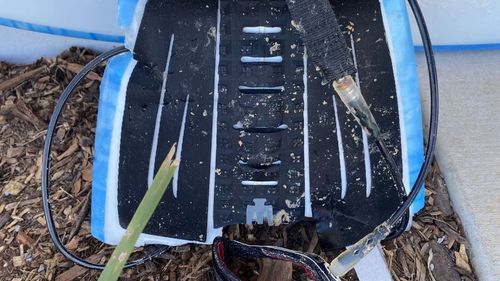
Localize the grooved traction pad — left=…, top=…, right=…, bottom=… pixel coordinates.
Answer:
left=95, top=0, right=415, bottom=248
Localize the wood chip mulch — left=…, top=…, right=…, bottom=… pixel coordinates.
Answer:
left=0, top=48, right=478, bottom=281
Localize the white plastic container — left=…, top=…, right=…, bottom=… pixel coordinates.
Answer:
left=1, top=0, right=500, bottom=60
left=0, top=0, right=123, bottom=63
left=409, top=0, right=500, bottom=49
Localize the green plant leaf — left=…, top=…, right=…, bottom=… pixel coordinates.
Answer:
left=98, top=144, right=179, bottom=281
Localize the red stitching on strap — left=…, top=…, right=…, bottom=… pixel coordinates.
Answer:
left=216, top=241, right=226, bottom=265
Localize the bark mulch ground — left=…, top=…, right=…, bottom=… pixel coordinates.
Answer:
left=0, top=48, right=477, bottom=281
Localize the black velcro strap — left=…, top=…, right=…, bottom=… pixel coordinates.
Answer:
left=212, top=237, right=339, bottom=281
left=285, top=0, right=356, bottom=82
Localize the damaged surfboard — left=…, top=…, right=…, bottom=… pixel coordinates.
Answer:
left=91, top=0, right=424, bottom=250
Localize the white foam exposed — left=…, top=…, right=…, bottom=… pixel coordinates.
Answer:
left=233, top=124, right=288, bottom=130
left=333, top=97, right=348, bottom=199
left=242, top=26, right=282, bottom=34
left=302, top=48, right=312, bottom=217
left=350, top=34, right=373, bottom=198
left=238, top=85, right=284, bottom=92
left=277, top=124, right=289, bottom=130
left=173, top=94, right=190, bottom=198
left=362, top=131, right=373, bottom=197
left=241, top=181, right=279, bottom=186
left=238, top=160, right=282, bottom=166
left=241, top=56, right=283, bottom=63
left=206, top=0, right=224, bottom=243
left=104, top=56, right=205, bottom=247
left=148, top=34, right=175, bottom=187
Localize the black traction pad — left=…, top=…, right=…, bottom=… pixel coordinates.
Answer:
left=115, top=0, right=406, bottom=249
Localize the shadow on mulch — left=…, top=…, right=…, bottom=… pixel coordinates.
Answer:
left=0, top=48, right=477, bottom=281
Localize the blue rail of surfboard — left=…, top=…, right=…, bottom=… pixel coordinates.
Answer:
left=91, top=52, right=132, bottom=242
left=381, top=0, right=425, bottom=213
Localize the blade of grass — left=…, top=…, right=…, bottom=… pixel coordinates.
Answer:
left=98, top=144, right=179, bottom=281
